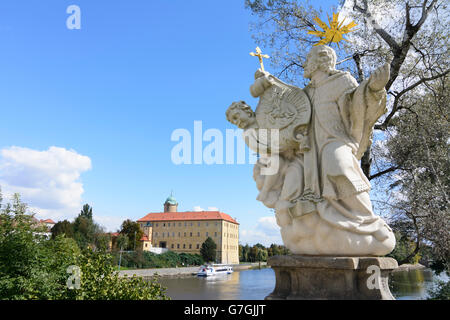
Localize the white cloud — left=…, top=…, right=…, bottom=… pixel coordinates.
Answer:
left=193, top=206, right=204, bottom=212
left=193, top=206, right=220, bottom=212
left=0, top=146, right=92, bottom=221
left=94, top=214, right=128, bottom=233
left=240, top=216, right=283, bottom=247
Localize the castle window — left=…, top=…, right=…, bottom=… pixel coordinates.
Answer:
left=206, top=232, right=209, bottom=237
left=197, top=222, right=200, bottom=227
left=177, top=244, right=180, bottom=249
left=171, top=244, right=174, bottom=249
left=196, top=244, right=199, bottom=249
left=183, top=244, right=186, bottom=249
left=197, top=232, right=200, bottom=237
left=189, top=244, right=192, bottom=249
left=190, top=232, right=192, bottom=237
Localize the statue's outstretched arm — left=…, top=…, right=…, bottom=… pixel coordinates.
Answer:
left=368, top=63, right=390, bottom=92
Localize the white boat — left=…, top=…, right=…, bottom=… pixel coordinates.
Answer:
left=197, top=264, right=233, bottom=277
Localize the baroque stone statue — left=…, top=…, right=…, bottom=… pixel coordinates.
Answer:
left=227, top=45, right=395, bottom=256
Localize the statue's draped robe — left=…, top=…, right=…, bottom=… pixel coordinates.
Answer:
left=279, top=71, right=390, bottom=239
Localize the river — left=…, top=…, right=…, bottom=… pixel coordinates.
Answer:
left=158, top=267, right=448, bottom=300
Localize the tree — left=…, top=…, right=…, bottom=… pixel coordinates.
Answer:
left=240, top=244, right=250, bottom=262
left=0, top=192, right=80, bottom=299
left=116, top=234, right=129, bottom=270
left=72, top=204, right=104, bottom=250
left=94, top=232, right=111, bottom=252
left=116, top=234, right=129, bottom=251
left=0, top=191, right=168, bottom=300
left=245, top=0, right=449, bottom=266
left=119, top=219, right=144, bottom=251
left=200, top=237, right=217, bottom=263
left=268, top=244, right=290, bottom=257
left=79, top=204, right=93, bottom=220
left=245, top=0, right=448, bottom=176
left=51, top=220, right=74, bottom=239
left=374, top=79, right=449, bottom=265
left=73, top=249, right=168, bottom=300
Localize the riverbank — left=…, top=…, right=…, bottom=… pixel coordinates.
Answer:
left=118, top=262, right=267, bottom=278
left=119, top=261, right=424, bottom=278
left=392, top=263, right=427, bottom=272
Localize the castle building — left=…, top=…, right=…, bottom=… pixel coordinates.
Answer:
left=137, top=195, right=239, bottom=264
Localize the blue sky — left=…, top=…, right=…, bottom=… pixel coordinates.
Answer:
left=0, top=0, right=338, bottom=245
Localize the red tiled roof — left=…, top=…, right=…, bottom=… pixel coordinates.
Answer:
left=137, top=211, right=239, bottom=225
left=40, top=219, right=56, bottom=224
left=110, top=232, right=120, bottom=237
left=140, top=235, right=149, bottom=241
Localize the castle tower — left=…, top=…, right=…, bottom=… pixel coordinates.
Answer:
left=164, top=193, right=178, bottom=212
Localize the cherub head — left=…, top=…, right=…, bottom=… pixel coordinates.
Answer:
left=303, top=45, right=337, bottom=79
left=226, top=101, right=256, bottom=129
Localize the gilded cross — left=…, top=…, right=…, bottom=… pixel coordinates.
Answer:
left=250, top=47, right=270, bottom=71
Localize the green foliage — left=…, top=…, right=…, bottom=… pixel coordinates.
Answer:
left=51, top=220, right=74, bottom=239
left=429, top=259, right=450, bottom=276
left=378, top=80, right=450, bottom=264
left=267, top=243, right=290, bottom=256
left=66, top=204, right=107, bottom=251
left=0, top=193, right=79, bottom=299
left=73, top=250, right=168, bottom=300
left=387, top=231, right=418, bottom=264
left=119, top=219, right=144, bottom=251
left=112, top=250, right=204, bottom=269
left=200, top=237, right=217, bottom=262
left=116, top=234, right=129, bottom=250
left=94, top=232, right=111, bottom=252
left=179, top=252, right=204, bottom=266
left=79, top=204, right=93, bottom=220
left=0, top=192, right=168, bottom=300
left=240, top=243, right=289, bottom=262
left=428, top=280, right=450, bottom=300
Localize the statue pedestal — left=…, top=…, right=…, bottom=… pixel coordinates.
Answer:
left=266, top=255, right=398, bottom=300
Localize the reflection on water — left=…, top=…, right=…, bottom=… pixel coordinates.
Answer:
left=158, top=267, right=447, bottom=300
left=159, top=268, right=275, bottom=300
left=389, top=269, right=448, bottom=300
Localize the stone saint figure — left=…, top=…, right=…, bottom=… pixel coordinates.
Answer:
left=226, top=45, right=395, bottom=256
